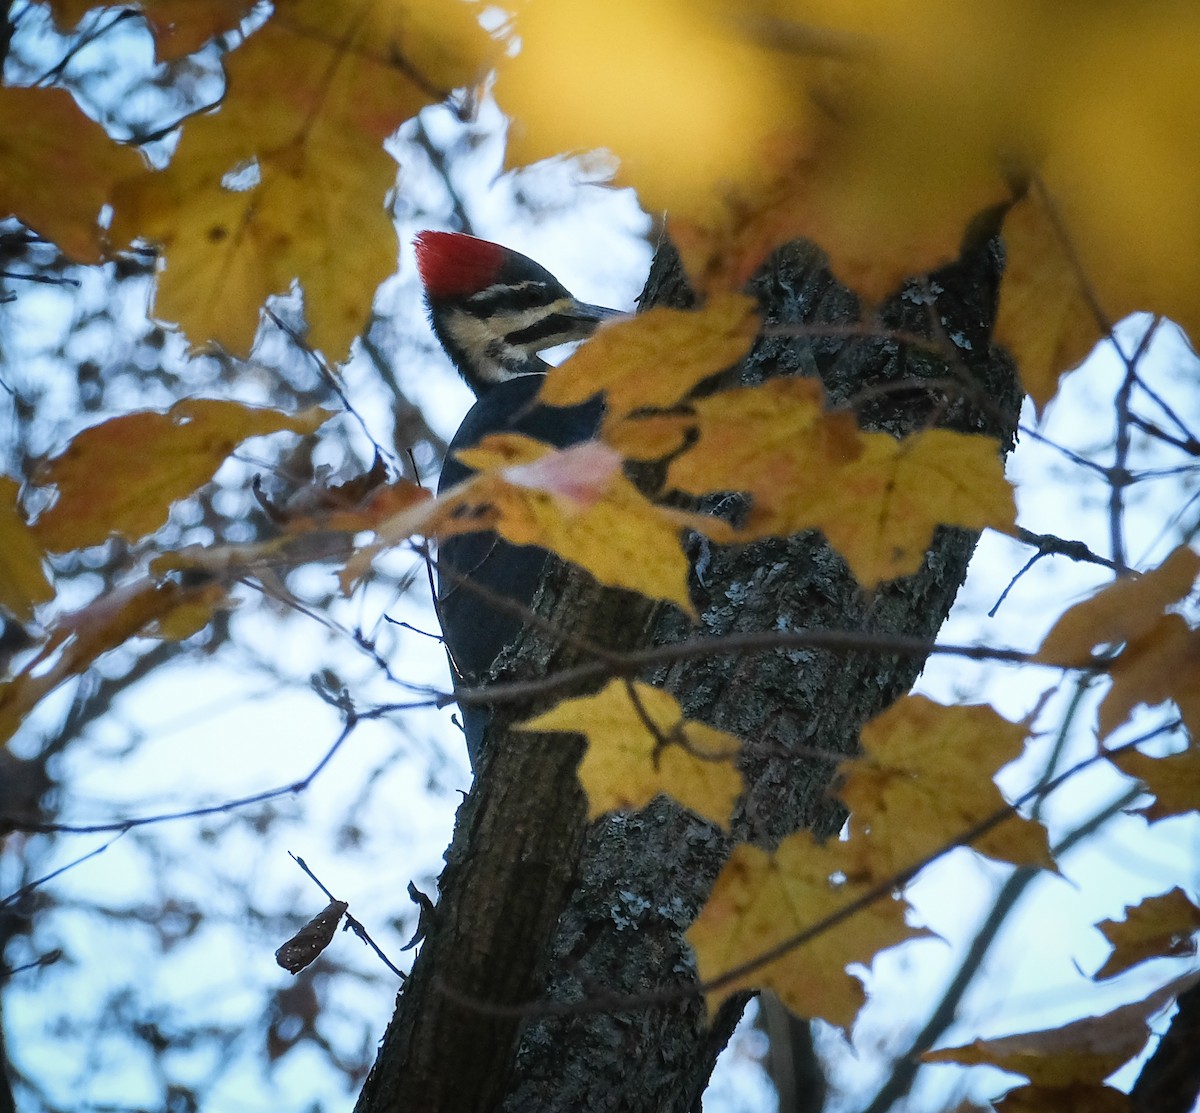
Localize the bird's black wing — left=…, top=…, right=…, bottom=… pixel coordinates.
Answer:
left=437, top=375, right=604, bottom=765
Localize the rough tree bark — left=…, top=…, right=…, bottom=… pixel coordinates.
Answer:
left=355, top=230, right=1022, bottom=1113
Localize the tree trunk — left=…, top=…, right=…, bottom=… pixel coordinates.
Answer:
left=355, top=232, right=1021, bottom=1113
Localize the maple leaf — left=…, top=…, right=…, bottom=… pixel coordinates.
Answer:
left=0, top=576, right=225, bottom=747
left=1110, top=747, right=1200, bottom=825
left=110, top=0, right=495, bottom=356
left=1037, top=547, right=1200, bottom=737
left=47, top=0, right=94, bottom=26
left=667, top=380, right=1013, bottom=587
left=1097, top=614, right=1200, bottom=740
left=141, top=0, right=255, bottom=60
left=347, top=436, right=697, bottom=613
left=671, top=128, right=1010, bottom=305
left=0, top=86, right=144, bottom=263
left=839, top=696, right=1052, bottom=878
left=925, top=970, right=1200, bottom=1086
left=499, top=2, right=1200, bottom=357
left=992, top=1085, right=1131, bottom=1113
left=539, top=296, right=760, bottom=421
left=31, top=400, right=332, bottom=551
left=0, top=477, right=53, bottom=622
left=686, top=834, right=920, bottom=1030
left=1031, top=20, right=1200, bottom=362
left=995, top=186, right=1103, bottom=414
left=497, top=0, right=1009, bottom=303
left=1093, top=888, right=1200, bottom=981
left=52, top=1, right=256, bottom=58
left=1037, top=546, right=1200, bottom=667
left=497, top=0, right=808, bottom=237
left=666, top=377, right=860, bottom=501
left=516, top=681, right=743, bottom=828
left=807, top=429, right=1015, bottom=586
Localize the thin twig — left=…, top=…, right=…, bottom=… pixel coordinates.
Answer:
left=287, top=853, right=406, bottom=980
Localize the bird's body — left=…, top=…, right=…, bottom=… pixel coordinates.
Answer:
left=415, top=232, right=619, bottom=766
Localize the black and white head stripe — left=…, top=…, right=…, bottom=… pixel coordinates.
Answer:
left=416, top=231, right=620, bottom=395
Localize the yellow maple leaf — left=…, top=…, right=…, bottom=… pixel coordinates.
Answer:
left=1094, top=888, right=1200, bottom=981
left=349, top=435, right=696, bottom=613
left=31, top=400, right=331, bottom=551
left=995, top=187, right=1104, bottom=415
left=498, top=0, right=803, bottom=231
left=666, top=377, right=860, bottom=501
left=498, top=0, right=1010, bottom=303
left=0, top=86, right=145, bottom=263
left=603, top=413, right=695, bottom=464
left=672, top=126, right=1009, bottom=304
left=539, top=296, right=760, bottom=421
left=517, top=680, right=743, bottom=828
left=840, top=696, right=1052, bottom=878
left=1035, top=18, right=1200, bottom=360
left=686, top=834, right=920, bottom=1029
left=1111, top=746, right=1200, bottom=826
left=111, top=0, right=495, bottom=356
left=667, top=380, right=1012, bottom=587
left=0, top=477, right=53, bottom=622
left=807, top=429, right=1015, bottom=586
left=499, top=1, right=1200, bottom=360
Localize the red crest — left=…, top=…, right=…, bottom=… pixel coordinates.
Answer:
left=414, top=231, right=507, bottom=299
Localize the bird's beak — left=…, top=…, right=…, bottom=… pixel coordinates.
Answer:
left=568, top=301, right=624, bottom=328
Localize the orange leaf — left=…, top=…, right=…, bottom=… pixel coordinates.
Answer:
left=1035, top=21, right=1200, bottom=359
left=0, top=477, right=53, bottom=621
left=539, top=296, right=760, bottom=420
left=1111, top=746, right=1200, bottom=825
left=0, top=577, right=224, bottom=747
left=603, top=413, right=694, bottom=463
left=498, top=0, right=808, bottom=234
left=517, top=681, right=743, bottom=828
left=47, top=0, right=93, bottom=26
left=1036, top=547, right=1200, bottom=738
left=993, top=1084, right=1131, bottom=1113
left=1094, top=888, right=1200, bottom=980
left=499, top=0, right=1009, bottom=303
left=501, top=2, right=1200, bottom=342
left=840, top=697, right=1052, bottom=878
left=1097, top=614, right=1200, bottom=739
left=925, top=970, right=1200, bottom=1086
left=0, top=86, right=144, bottom=263
left=1037, top=546, right=1200, bottom=668
left=32, top=400, right=331, bottom=551
left=143, top=0, right=255, bottom=60
left=686, top=834, right=920, bottom=1030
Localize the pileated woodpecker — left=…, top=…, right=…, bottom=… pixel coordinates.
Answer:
left=415, top=231, right=620, bottom=766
